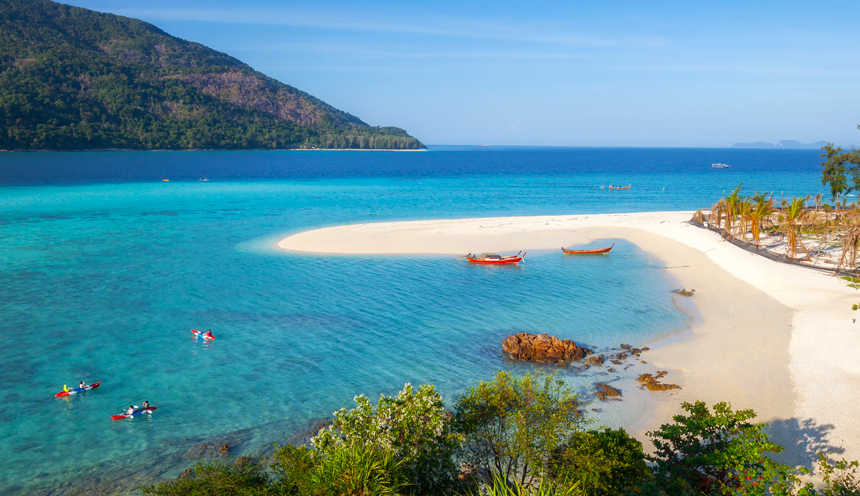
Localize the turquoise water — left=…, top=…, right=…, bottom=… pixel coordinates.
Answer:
left=0, top=148, right=826, bottom=494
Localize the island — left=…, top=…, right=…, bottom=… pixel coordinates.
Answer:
left=0, top=0, right=424, bottom=151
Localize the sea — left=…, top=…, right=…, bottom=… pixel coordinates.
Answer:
left=0, top=146, right=828, bottom=495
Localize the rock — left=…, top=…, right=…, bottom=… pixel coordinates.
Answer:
left=219, top=444, right=230, bottom=454
left=502, top=332, right=593, bottom=363
left=611, top=360, right=622, bottom=365
left=442, top=411, right=454, bottom=421
left=620, top=343, right=631, bottom=350
left=596, top=383, right=622, bottom=399
left=671, top=288, right=696, bottom=297
left=631, top=348, right=642, bottom=355
left=234, top=456, right=251, bottom=466
left=637, top=372, right=680, bottom=392
left=608, top=368, right=615, bottom=372
left=585, top=354, right=605, bottom=365
left=179, top=469, right=193, bottom=479
left=616, top=352, right=628, bottom=360
left=641, top=347, right=650, bottom=351
left=556, top=360, right=568, bottom=368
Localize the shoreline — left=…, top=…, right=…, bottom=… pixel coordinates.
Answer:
left=278, top=211, right=860, bottom=469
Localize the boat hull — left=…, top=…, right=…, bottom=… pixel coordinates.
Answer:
left=561, top=243, right=614, bottom=255
left=466, top=257, right=523, bottom=265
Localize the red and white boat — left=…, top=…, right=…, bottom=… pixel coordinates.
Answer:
left=465, top=251, right=525, bottom=265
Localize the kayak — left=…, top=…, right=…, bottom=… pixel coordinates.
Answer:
left=55, top=382, right=101, bottom=397
left=111, top=406, right=157, bottom=420
left=191, top=329, right=215, bottom=340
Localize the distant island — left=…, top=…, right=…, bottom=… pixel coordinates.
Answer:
left=731, top=139, right=828, bottom=149
left=0, top=0, right=424, bottom=151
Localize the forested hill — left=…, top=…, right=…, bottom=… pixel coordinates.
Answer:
left=0, top=0, right=424, bottom=150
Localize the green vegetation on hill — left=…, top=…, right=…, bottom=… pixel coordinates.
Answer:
left=0, top=0, right=424, bottom=150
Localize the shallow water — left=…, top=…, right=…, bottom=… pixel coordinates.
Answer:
left=0, top=147, right=826, bottom=494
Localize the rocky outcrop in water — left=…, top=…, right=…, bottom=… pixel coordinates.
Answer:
left=502, top=333, right=593, bottom=363
left=637, top=371, right=681, bottom=391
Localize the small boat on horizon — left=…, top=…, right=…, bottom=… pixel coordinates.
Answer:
left=711, top=163, right=731, bottom=169
left=562, top=243, right=615, bottom=255
left=608, top=185, right=631, bottom=190
left=465, top=251, right=525, bottom=265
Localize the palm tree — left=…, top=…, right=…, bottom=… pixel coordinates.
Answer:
left=783, top=197, right=809, bottom=259
left=722, top=184, right=744, bottom=236
left=748, top=195, right=776, bottom=248
left=737, top=198, right=753, bottom=241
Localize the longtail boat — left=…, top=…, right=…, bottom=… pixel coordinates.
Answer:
left=561, top=243, right=615, bottom=255
left=465, top=251, right=525, bottom=265
left=608, top=185, right=631, bottom=190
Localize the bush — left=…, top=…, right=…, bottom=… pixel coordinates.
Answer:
left=311, top=383, right=460, bottom=495
left=550, top=428, right=649, bottom=495
left=141, top=457, right=274, bottom=496
left=647, top=401, right=801, bottom=496
left=453, top=371, right=584, bottom=487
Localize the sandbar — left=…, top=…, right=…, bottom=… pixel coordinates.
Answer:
left=278, top=211, right=860, bottom=469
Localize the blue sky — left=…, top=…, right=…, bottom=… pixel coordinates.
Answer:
left=64, top=0, right=860, bottom=147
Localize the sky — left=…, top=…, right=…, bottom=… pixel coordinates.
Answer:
left=63, top=0, right=860, bottom=147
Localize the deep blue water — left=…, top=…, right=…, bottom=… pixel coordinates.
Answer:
left=0, top=147, right=826, bottom=494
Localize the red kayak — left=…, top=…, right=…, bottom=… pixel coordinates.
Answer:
left=55, top=382, right=101, bottom=397
left=191, top=329, right=215, bottom=340
left=111, top=406, right=157, bottom=420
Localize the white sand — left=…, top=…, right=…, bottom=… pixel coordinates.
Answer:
left=278, top=212, right=860, bottom=469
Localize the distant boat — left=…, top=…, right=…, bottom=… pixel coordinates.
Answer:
left=465, top=251, right=525, bottom=265
left=711, top=163, right=731, bottom=169
left=562, top=243, right=615, bottom=255
left=608, top=185, right=631, bottom=190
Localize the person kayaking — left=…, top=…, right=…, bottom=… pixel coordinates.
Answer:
left=125, top=405, right=136, bottom=416
left=205, top=330, right=214, bottom=338
left=79, top=381, right=86, bottom=389
left=142, top=400, right=149, bottom=409
left=63, top=384, right=69, bottom=393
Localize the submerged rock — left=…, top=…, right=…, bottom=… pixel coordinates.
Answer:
left=637, top=371, right=681, bottom=391
left=502, top=332, right=593, bottom=363
left=596, top=383, right=622, bottom=400
left=620, top=343, right=631, bottom=350
left=585, top=354, right=605, bottom=365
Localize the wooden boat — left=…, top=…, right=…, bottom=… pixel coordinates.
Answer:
left=608, top=185, right=630, bottom=190
left=465, top=251, right=525, bottom=264
left=561, top=243, right=615, bottom=255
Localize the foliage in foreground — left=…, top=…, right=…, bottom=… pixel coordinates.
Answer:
left=142, top=373, right=860, bottom=496
left=453, top=371, right=584, bottom=487
left=550, top=428, right=650, bottom=496
left=310, top=383, right=460, bottom=494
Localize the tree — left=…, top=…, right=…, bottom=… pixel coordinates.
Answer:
left=549, top=428, right=650, bottom=496
left=452, top=371, right=584, bottom=487
left=310, top=383, right=460, bottom=495
left=820, top=128, right=860, bottom=201
left=647, top=401, right=803, bottom=496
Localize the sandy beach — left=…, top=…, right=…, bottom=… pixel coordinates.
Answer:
left=278, top=211, right=860, bottom=470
